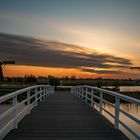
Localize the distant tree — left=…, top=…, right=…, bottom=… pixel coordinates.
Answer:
left=64, top=76, right=69, bottom=81
left=24, top=75, right=37, bottom=83
left=48, top=75, right=60, bottom=89
left=6, top=77, right=12, bottom=82
left=70, top=76, right=76, bottom=80
left=113, top=81, right=119, bottom=91
left=95, top=78, right=103, bottom=88
left=15, top=77, right=24, bottom=82
left=128, top=78, right=132, bottom=81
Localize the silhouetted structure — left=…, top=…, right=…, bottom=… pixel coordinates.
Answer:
left=0, top=61, right=15, bottom=80
left=130, top=67, right=140, bottom=70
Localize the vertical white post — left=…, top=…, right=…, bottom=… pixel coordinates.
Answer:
left=40, top=87, right=42, bottom=101
left=81, top=87, right=84, bottom=99
left=79, top=87, right=81, bottom=97
left=45, top=87, right=47, bottom=98
left=78, top=88, right=80, bottom=97
left=76, top=88, right=78, bottom=96
left=99, top=91, right=103, bottom=114
left=12, top=96, right=18, bottom=129
left=114, top=96, right=120, bottom=129
left=80, top=87, right=82, bottom=99
left=71, top=87, right=72, bottom=94
left=76, top=88, right=77, bottom=96
left=35, top=88, right=38, bottom=106
left=27, top=90, right=31, bottom=114
left=48, top=86, right=50, bottom=95
left=85, top=87, right=88, bottom=102
left=91, top=89, right=94, bottom=107
left=46, top=86, right=48, bottom=97
left=52, top=86, right=55, bottom=94
left=76, top=88, right=78, bottom=97
left=43, top=87, right=45, bottom=100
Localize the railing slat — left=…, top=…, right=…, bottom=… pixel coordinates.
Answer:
left=71, top=85, right=140, bottom=140
left=120, top=108, right=140, bottom=125
left=0, top=85, right=54, bottom=140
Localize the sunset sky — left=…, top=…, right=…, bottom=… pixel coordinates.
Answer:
left=0, top=0, right=140, bottom=78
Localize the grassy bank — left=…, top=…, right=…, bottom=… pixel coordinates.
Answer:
left=119, top=91, right=140, bottom=100
left=0, top=84, right=34, bottom=97
left=0, top=85, right=140, bottom=104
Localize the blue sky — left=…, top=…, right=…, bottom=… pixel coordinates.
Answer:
left=0, top=0, right=140, bottom=78
left=0, top=0, right=140, bottom=38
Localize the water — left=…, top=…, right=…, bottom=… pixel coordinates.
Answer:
left=94, top=103, right=140, bottom=140
left=103, top=86, right=140, bottom=92
left=120, top=86, right=140, bottom=92
left=61, top=86, right=140, bottom=92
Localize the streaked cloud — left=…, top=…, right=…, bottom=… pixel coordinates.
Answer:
left=81, top=68, right=123, bottom=74
left=0, top=33, right=132, bottom=75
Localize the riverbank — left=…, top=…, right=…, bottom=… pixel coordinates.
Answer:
left=0, top=86, right=140, bottom=103
left=119, top=91, right=140, bottom=100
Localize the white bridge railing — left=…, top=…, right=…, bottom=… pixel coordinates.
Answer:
left=0, top=85, right=54, bottom=140
left=71, top=85, right=140, bottom=140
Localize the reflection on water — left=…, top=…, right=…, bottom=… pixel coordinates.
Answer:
left=103, top=86, right=140, bottom=92
left=120, top=86, right=140, bottom=92
left=94, top=103, right=140, bottom=140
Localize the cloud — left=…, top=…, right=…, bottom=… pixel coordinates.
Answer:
left=81, top=68, right=123, bottom=74
left=0, top=33, right=132, bottom=74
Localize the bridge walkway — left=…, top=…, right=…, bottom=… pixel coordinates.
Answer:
left=4, top=92, right=128, bottom=140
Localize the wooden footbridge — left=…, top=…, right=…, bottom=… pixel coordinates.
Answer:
left=0, top=85, right=140, bottom=140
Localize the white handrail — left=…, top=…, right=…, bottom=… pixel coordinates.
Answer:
left=0, top=85, right=54, bottom=140
left=71, top=85, right=140, bottom=140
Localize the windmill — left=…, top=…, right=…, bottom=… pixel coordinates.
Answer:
left=130, top=67, right=140, bottom=70
left=0, top=61, right=15, bottom=80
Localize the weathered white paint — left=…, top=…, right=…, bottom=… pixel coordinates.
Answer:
left=0, top=85, right=54, bottom=140
left=71, top=85, right=140, bottom=139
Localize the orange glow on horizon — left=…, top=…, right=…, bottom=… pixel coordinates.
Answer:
left=3, top=65, right=96, bottom=78
left=3, top=65, right=140, bottom=79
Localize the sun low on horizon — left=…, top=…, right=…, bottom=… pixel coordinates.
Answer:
left=0, top=0, right=140, bottom=79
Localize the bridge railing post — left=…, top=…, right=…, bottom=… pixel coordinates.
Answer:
left=85, top=87, right=88, bottom=102
left=27, top=90, right=31, bottom=114
left=79, top=87, right=81, bottom=97
left=114, top=96, right=120, bottom=129
left=40, top=87, right=42, bottom=101
left=52, top=86, right=55, bottom=94
left=81, top=87, right=84, bottom=99
left=49, top=86, right=51, bottom=95
left=35, top=88, right=38, bottom=106
left=91, top=88, right=94, bottom=107
left=45, top=86, right=47, bottom=98
left=99, top=91, right=103, bottom=114
left=43, top=87, right=45, bottom=100
left=12, top=96, right=18, bottom=129
left=77, top=87, right=79, bottom=97
left=75, top=88, right=77, bottom=96
left=78, top=87, right=80, bottom=97
left=79, top=87, right=81, bottom=98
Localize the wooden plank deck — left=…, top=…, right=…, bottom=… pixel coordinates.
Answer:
left=4, top=92, right=128, bottom=140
